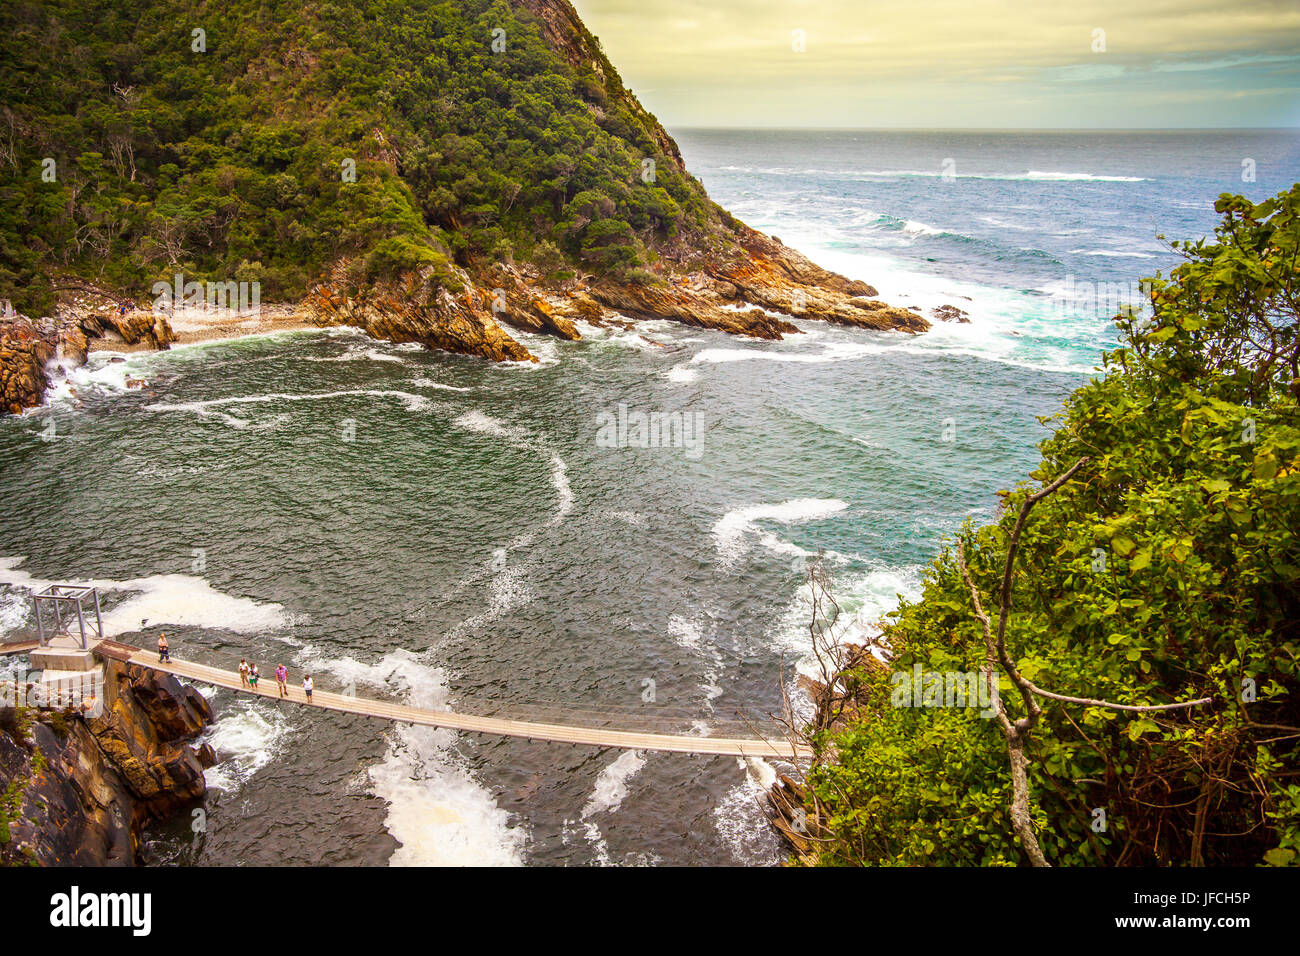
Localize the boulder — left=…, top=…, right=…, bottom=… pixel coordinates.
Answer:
left=932, top=304, right=971, bottom=323
left=195, top=742, right=217, bottom=768
left=79, top=309, right=176, bottom=349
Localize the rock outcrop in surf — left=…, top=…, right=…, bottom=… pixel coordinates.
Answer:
left=303, top=223, right=928, bottom=364
left=0, top=305, right=175, bottom=414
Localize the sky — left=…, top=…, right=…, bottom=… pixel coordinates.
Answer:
left=570, top=0, right=1300, bottom=129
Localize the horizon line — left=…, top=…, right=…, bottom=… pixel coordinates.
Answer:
left=667, top=125, right=1300, bottom=133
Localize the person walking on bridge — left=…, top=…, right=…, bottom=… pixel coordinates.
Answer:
left=248, top=663, right=260, bottom=690
left=303, top=674, right=313, bottom=702
left=239, top=659, right=250, bottom=688
left=157, top=633, right=170, bottom=663
left=275, top=664, right=288, bottom=698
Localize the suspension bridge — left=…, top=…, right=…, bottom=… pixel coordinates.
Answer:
left=4, top=634, right=810, bottom=760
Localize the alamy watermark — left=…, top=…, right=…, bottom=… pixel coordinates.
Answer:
left=50, top=886, right=151, bottom=936
left=1, top=669, right=104, bottom=718
left=1052, top=274, right=1151, bottom=321
left=152, top=273, right=261, bottom=319
left=595, top=403, right=706, bottom=460
left=890, top=664, right=999, bottom=718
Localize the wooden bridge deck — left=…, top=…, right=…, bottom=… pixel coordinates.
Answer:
left=95, top=642, right=809, bottom=760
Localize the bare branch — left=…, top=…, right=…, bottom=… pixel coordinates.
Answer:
left=1027, top=684, right=1212, bottom=712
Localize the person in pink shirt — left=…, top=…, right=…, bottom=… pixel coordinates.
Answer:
left=275, top=664, right=288, bottom=698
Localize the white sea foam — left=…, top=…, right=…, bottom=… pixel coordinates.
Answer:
left=717, top=164, right=1146, bottom=182
left=202, top=697, right=295, bottom=792
left=548, top=454, right=574, bottom=524
left=772, top=561, right=927, bottom=688
left=667, top=614, right=708, bottom=655
left=581, top=750, right=647, bottom=819
left=357, top=348, right=406, bottom=362
left=714, top=757, right=783, bottom=865
left=452, top=410, right=571, bottom=530
left=437, top=407, right=574, bottom=644
left=373, top=753, right=526, bottom=866
left=977, top=215, right=1033, bottom=232
left=576, top=750, right=653, bottom=865
left=306, top=647, right=527, bottom=866
left=490, top=330, right=560, bottom=369
left=445, top=564, right=535, bottom=639
left=665, top=364, right=699, bottom=384
left=1069, top=248, right=1158, bottom=259
left=145, top=389, right=430, bottom=428
left=767, top=561, right=925, bottom=728
left=0, top=590, right=27, bottom=638
left=410, top=377, right=471, bottom=392
left=38, top=349, right=174, bottom=409
left=452, top=409, right=525, bottom=440
left=712, top=499, right=848, bottom=567
left=606, top=510, right=647, bottom=528
left=593, top=327, right=669, bottom=353
left=903, top=219, right=944, bottom=236
left=303, top=346, right=407, bottom=363
left=0, top=656, right=23, bottom=682
left=667, top=615, right=727, bottom=706
left=0, top=556, right=287, bottom=636
left=51, top=357, right=136, bottom=398
left=691, top=341, right=886, bottom=366
left=701, top=670, right=723, bottom=710
left=734, top=233, right=1104, bottom=375
left=96, top=575, right=288, bottom=635
left=1023, top=170, right=1145, bottom=182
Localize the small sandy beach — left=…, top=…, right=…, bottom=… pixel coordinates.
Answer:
left=87, top=304, right=318, bottom=353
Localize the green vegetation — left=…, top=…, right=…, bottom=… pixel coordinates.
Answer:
left=0, top=0, right=731, bottom=315
left=0, top=707, right=37, bottom=855
left=0, top=777, right=22, bottom=846
left=799, top=187, right=1300, bottom=866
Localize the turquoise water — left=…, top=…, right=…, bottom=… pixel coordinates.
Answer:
left=1, top=130, right=1297, bottom=865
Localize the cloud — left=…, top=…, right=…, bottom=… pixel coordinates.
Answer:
left=570, top=0, right=1300, bottom=127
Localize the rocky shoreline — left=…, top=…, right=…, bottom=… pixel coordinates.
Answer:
left=0, top=656, right=213, bottom=866
left=0, top=298, right=177, bottom=414
left=305, top=226, right=930, bottom=365
left=1, top=228, right=933, bottom=412
left=763, top=641, right=887, bottom=860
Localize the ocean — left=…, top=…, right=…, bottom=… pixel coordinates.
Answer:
left=1, top=129, right=1297, bottom=865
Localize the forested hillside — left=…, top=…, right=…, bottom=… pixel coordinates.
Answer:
left=0, top=0, right=733, bottom=315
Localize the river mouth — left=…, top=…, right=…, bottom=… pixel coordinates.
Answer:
left=9, top=128, right=1286, bottom=866
left=0, top=312, right=1070, bottom=865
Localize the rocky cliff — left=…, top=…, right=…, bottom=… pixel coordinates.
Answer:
left=0, top=318, right=59, bottom=415
left=0, top=659, right=212, bottom=866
